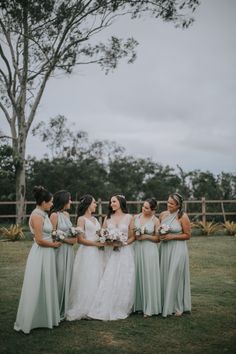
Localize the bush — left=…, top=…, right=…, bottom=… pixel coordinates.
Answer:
left=0, top=224, right=25, bottom=241
left=222, top=221, right=236, bottom=236
left=191, top=221, right=222, bottom=236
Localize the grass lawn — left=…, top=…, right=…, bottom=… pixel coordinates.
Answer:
left=0, top=236, right=235, bottom=354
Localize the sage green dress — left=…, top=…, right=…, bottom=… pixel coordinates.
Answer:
left=133, top=214, right=162, bottom=316
left=55, top=212, right=75, bottom=320
left=159, top=211, right=191, bottom=317
left=14, top=208, right=60, bottom=334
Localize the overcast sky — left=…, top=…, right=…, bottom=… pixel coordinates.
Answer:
left=2, top=0, right=236, bottom=174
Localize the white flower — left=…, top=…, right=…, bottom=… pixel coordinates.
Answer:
left=159, top=224, right=170, bottom=235
left=52, top=229, right=66, bottom=241
left=69, top=226, right=84, bottom=237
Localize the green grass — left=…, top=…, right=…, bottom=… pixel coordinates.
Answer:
left=0, top=237, right=236, bottom=354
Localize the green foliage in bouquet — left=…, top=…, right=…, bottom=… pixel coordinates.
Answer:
left=192, top=221, right=222, bottom=236
left=222, top=221, right=236, bottom=236
left=0, top=224, right=25, bottom=241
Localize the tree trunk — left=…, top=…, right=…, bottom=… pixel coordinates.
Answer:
left=15, top=159, right=26, bottom=225
left=13, top=128, right=27, bottom=225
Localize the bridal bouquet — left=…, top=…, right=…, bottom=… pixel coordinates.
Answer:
left=158, top=224, right=170, bottom=235
left=96, top=229, right=107, bottom=251
left=98, top=228, right=128, bottom=251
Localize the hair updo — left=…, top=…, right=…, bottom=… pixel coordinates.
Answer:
left=145, top=197, right=157, bottom=211
left=33, top=186, right=52, bottom=206
left=51, top=190, right=71, bottom=213
left=169, top=192, right=184, bottom=218
left=76, top=194, right=94, bottom=222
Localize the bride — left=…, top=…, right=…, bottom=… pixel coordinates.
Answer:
left=66, top=195, right=104, bottom=320
left=88, top=194, right=135, bottom=321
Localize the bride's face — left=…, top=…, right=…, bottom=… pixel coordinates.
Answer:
left=110, top=197, right=120, bottom=212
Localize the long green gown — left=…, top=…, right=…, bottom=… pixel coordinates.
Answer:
left=159, top=211, right=191, bottom=317
left=14, top=208, right=60, bottom=334
left=55, top=212, right=75, bottom=320
left=133, top=214, right=162, bottom=316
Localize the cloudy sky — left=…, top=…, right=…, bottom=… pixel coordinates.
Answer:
left=2, top=0, right=236, bottom=174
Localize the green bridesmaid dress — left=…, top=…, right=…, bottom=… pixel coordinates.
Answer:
left=134, top=215, right=162, bottom=316
left=14, top=208, right=60, bottom=334
left=55, top=212, right=75, bottom=320
left=159, top=211, right=191, bottom=317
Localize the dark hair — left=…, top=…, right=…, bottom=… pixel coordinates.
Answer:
left=76, top=194, right=94, bottom=222
left=51, top=190, right=71, bottom=213
left=145, top=198, right=157, bottom=211
left=107, top=194, right=128, bottom=219
left=33, top=186, right=52, bottom=206
left=169, top=192, right=184, bottom=218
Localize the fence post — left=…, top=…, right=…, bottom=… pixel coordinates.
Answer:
left=202, top=197, right=206, bottom=225
left=97, top=198, right=102, bottom=225
left=221, top=201, right=226, bottom=223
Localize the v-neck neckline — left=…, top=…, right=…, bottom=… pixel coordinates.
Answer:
left=110, top=214, right=127, bottom=227
left=138, top=214, right=154, bottom=228
left=84, top=216, right=97, bottom=226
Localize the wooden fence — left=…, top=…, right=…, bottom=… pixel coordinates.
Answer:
left=0, top=198, right=236, bottom=224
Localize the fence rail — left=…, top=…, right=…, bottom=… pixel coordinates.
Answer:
left=0, top=198, right=236, bottom=224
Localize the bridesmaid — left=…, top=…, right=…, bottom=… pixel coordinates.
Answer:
left=159, top=193, right=191, bottom=317
left=14, top=186, right=61, bottom=334
left=50, top=190, right=77, bottom=320
left=66, top=195, right=104, bottom=320
left=133, top=198, right=162, bottom=317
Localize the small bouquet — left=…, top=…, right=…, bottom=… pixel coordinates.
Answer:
left=158, top=224, right=170, bottom=235
left=99, top=227, right=128, bottom=251
left=68, top=226, right=84, bottom=237
left=51, top=229, right=66, bottom=242
left=134, top=226, right=147, bottom=236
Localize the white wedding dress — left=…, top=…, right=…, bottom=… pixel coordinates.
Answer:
left=88, top=214, right=135, bottom=321
left=66, top=217, right=104, bottom=320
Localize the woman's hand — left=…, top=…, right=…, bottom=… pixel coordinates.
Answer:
left=53, top=241, right=62, bottom=248
left=136, top=234, right=149, bottom=241
left=160, top=233, right=174, bottom=242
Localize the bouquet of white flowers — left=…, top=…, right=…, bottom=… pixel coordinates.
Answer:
left=98, top=227, right=128, bottom=251
left=158, top=224, right=170, bottom=235
left=68, top=226, right=84, bottom=237
left=51, top=226, right=84, bottom=242
left=51, top=229, right=66, bottom=242
left=134, top=226, right=148, bottom=236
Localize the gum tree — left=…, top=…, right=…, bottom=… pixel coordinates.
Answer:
left=0, top=0, right=200, bottom=223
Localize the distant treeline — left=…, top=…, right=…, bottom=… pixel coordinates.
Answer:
left=0, top=116, right=235, bottom=218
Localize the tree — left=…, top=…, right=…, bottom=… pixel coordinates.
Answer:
left=0, top=0, right=200, bottom=223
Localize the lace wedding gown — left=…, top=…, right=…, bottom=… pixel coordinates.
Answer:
left=88, top=214, right=135, bottom=321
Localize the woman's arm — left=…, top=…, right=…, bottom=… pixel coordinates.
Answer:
left=77, top=216, right=103, bottom=247
left=32, top=214, right=61, bottom=248
left=50, top=212, right=77, bottom=245
left=50, top=212, right=58, bottom=231
left=126, top=215, right=135, bottom=245
left=160, top=213, right=191, bottom=241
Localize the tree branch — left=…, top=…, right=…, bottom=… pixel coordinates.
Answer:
left=0, top=101, right=11, bottom=125
left=0, top=18, right=22, bottom=82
